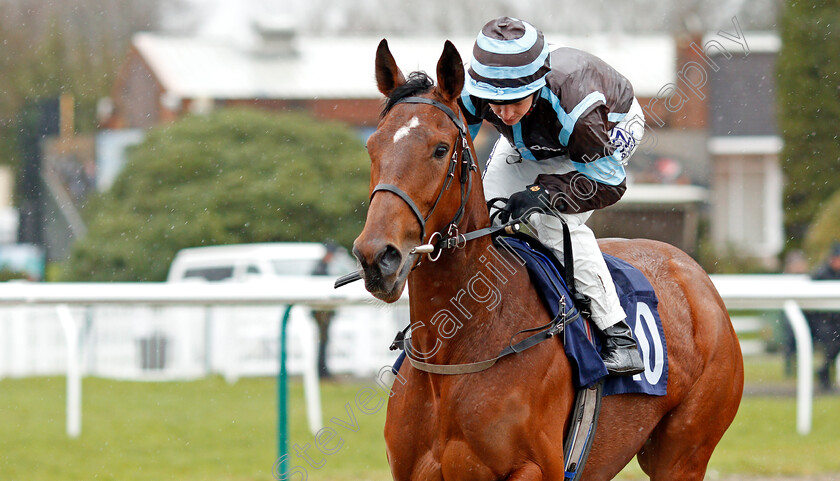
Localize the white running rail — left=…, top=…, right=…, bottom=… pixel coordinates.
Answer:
left=0, top=275, right=838, bottom=436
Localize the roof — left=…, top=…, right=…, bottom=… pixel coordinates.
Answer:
left=133, top=32, right=675, bottom=100
left=703, top=31, right=779, bottom=54
left=171, top=242, right=328, bottom=262
left=708, top=136, right=783, bottom=155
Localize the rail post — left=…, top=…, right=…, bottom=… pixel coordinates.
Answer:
left=277, top=305, right=294, bottom=473
left=783, top=300, right=813, bottom=435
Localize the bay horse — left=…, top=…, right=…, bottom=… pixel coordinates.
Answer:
left=352, top=39, right=744, bottom=480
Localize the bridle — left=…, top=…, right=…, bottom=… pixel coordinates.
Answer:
left=334, top=95, right=519, bottom=289
left=369, top=96, right=477, bottom=261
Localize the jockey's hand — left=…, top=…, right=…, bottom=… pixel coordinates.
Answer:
left=499, top=184, right=562, bottom=223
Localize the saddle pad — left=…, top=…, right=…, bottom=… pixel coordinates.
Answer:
left=496, top=236, right=668, bottom=396
left=602, top=253, right=668, bottom=396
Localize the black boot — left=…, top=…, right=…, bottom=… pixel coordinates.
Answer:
left=597, top=319, right=645, bottom=376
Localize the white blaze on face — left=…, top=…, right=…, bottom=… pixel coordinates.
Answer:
left=393, top=116, right=420, bottom=143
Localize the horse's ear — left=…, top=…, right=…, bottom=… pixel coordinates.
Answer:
left=436, top=40, right=465, bottom=103
left=375, top=39, right=406, bottom=97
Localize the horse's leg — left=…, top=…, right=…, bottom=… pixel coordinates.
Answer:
left=506, top=463, right=543, bottom=480
left=636, top=355, right=743, bottom=480
left=575, top=394, right=660, bottom=481
left=505, top=458, right=572, bottom=481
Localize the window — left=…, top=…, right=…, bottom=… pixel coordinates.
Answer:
left=271, top=259, right=319, bottom=276
left=182, top=266, right=234, bottom=282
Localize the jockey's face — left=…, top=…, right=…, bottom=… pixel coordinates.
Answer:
left=489, top=95, right=534, bottom=126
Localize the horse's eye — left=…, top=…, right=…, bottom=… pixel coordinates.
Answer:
left=434, top=144, right=449, bottom=159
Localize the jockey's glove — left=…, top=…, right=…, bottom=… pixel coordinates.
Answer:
left=499, top=184, right=564, bottom=223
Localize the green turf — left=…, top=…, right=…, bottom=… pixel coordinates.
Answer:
left=1, top=369, right=839, bottom=480
left=0, top=376, right=279, bottom=480
left=0, top=376, right=391, bottom=481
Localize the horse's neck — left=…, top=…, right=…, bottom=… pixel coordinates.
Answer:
left=406, top=214, right=536, bottom=365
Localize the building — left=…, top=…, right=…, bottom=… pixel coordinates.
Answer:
left=97, top=24, right=781, bottom=261
left=106, top=24, right=680, bottom=128
left=706, top=33, right=783, bottom=265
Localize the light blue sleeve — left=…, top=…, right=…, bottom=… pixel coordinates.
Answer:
left=468, top=122, right=482, bottom=141
left=459, top=90, right=483, bottom=141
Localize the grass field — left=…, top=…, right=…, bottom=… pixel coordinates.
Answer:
left=1, top=355, right=839, bottom=480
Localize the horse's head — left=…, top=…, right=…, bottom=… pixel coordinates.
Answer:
left=353, top=39, right=470, bottom=302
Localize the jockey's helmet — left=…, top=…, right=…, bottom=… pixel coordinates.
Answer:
left=465, top=17, right=551, bottom=103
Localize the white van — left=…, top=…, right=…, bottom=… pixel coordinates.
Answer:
left=166, top=242, right=356, bottom=283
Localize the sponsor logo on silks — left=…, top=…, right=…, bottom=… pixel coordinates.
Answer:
left=609, top=127, right=636, bottom=162
left=529, top=144, right=566, bottom=152
left=516, top=146, right=534, bottom=159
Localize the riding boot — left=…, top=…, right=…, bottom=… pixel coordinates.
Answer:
left=596, top=319, right=645, bottom=376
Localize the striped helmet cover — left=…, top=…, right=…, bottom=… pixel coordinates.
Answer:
left=466, top=17, right=551, bottom=101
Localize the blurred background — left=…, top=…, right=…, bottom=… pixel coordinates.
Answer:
left=0, top=0, right=839, bottom=480
left=2, top=0, right=838, bottom=279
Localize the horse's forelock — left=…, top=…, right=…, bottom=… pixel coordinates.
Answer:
left=381, top=71, right=435, bottom=118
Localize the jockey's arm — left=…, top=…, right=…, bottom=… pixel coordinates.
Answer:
left=535, top=105, right=627, bottom=214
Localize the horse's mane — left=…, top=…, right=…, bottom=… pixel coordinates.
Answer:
left=381, top=71, right=434, bottom=117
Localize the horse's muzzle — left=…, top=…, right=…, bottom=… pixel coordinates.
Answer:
left=353, top=242, right=407, bottom=302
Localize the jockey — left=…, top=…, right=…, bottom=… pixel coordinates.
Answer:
left=460, top=16, right=645, bottom=375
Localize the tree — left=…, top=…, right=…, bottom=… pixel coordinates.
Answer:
left=60, top=108, right=370, bottom=281
left=803, top=188, right=840, bottom=266
left=0, top=0, right=177, bottom=167
left=777, top=1, right=840, bottom=244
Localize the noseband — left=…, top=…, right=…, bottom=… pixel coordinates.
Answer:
left=370, top=96, right=477, bottom=260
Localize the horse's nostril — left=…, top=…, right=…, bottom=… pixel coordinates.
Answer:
left=352, top=245, right=368, bottom=268
left=377, top=245, right=403, bottom=277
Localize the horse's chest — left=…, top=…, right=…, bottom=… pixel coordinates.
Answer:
left=388, top=384, right=533, bottom=480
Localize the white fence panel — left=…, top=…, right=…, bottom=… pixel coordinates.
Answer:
left=0, top=297, right=406, bottom=381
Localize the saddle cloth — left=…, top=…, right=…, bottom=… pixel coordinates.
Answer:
left=497, top=235, right=668, bottom=396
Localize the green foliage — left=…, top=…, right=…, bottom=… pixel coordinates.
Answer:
left=803, top=188, right=840, bottom=266
left=60, top=108, right=370, bottom=281
left=777, top=1, right=840, bottom=244
left=0, top=268, right=30, bottom=281
left=696, top=239, right=775, bottom=274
